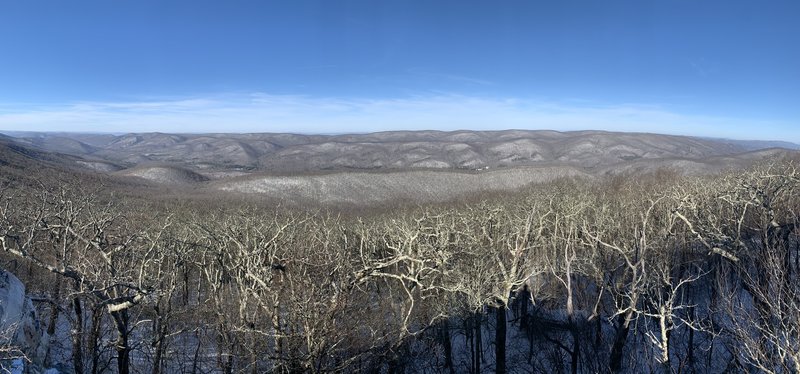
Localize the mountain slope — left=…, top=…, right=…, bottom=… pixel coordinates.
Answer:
left=6, top=130, right=770, bottom=172
left=213, top=166, right=587, bottom=205
left=3, top=130, right=797, bottom=206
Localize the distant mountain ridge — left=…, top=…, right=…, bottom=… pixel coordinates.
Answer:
left=1, top=130, right=798, bottom=205
left=699, top=137, right=800, bottom=151
left=5, top=129, right=792, bottom=173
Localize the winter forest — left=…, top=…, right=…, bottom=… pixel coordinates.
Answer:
left=3, top=159, right=800, bottom=373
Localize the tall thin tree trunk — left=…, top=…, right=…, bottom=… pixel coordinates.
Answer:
left=191, top=330, right=201, bottom=374
left=687, top=306, right=696, bottom=374
left=495, top=304, right=507, bottom=374
left=565, top=271, right=579, bottom=374
left=183, top=268, right=190, bottom=306
left=440, top=320, right=454, bottom=374
left=44, top=282, right=60, bottom=366
left=89, top=305, right=103, bottom=374
left=657, top=312, right=671, bottom=373
left=112, top=310, right=131, bottom=374
left=273, top=297, right=284, bottom=367
left=152, top=301, right=170, bottom=374
left=72, top=296, right=85, bottom=374
left=519, top=286, right=530, bottom=329
left=465, top=317, right=475, bottom=374
left=570, top=316, right=580, bottom=374
left=610, top=313, right=631, bottom=372
left=475, top=310, right=483, bottom=369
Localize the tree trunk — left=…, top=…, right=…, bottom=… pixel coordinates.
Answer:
left=46, top=282, right=61, bottom=336
left=495, top=304, right=507, bottom=374
left=465, top=317, right=475, bottom=374
left=520, top=290, right=529, bottom=329
left=658, top=312, right=671, bottom=373
left=610, top=313, right=631, bottom=372
left=687, top=306, right=696, bottom=374
left=191, top=330, right=201, bottom=374
left=89, top=305, right=103, bottom=374
left=72, top=296, right=85, bottom=374
left=273, top=298, right=284, bottom=364
left=152, top=304, right=168, bottom=374
left=440, top=320, right=454, bottom=374
left=112, top=310, right=131, bottom=374
left=570, top=316, right=580, bottom=374
left=475, top=310, right=483, bottom=369
left=183, top=268, right=191, bottom=306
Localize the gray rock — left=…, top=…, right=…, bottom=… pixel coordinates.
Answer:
left=1, top=270, right=48, bottom=373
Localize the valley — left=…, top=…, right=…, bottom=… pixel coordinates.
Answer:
left=2, top=130, right=796, bottom=206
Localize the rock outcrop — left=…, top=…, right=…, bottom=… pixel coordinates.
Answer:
left=0, top=269, right=48, bottom=373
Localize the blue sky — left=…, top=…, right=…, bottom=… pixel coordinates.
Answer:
left=0, top=0, right=797, bottom=141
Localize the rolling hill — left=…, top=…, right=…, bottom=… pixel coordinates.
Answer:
left=2, top=130, right=797, bottom=205
left=4, top=130, right=781, bottom=171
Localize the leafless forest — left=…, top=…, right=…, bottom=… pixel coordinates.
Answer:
left=2, top=133, right=800, bottom=373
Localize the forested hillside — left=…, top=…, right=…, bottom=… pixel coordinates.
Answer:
left=3, top=157, right=800, bottom=373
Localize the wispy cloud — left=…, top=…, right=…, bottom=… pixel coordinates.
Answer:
left=0, top=93, right=795, bottom=142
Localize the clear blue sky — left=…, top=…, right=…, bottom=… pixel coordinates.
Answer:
left=0, top=0, right=797, bottom=141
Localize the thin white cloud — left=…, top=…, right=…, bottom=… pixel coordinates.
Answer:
left=0, top=93, right=795, bottom=142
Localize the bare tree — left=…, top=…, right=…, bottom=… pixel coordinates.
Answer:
left=0, top=185, right=167, bottom=374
